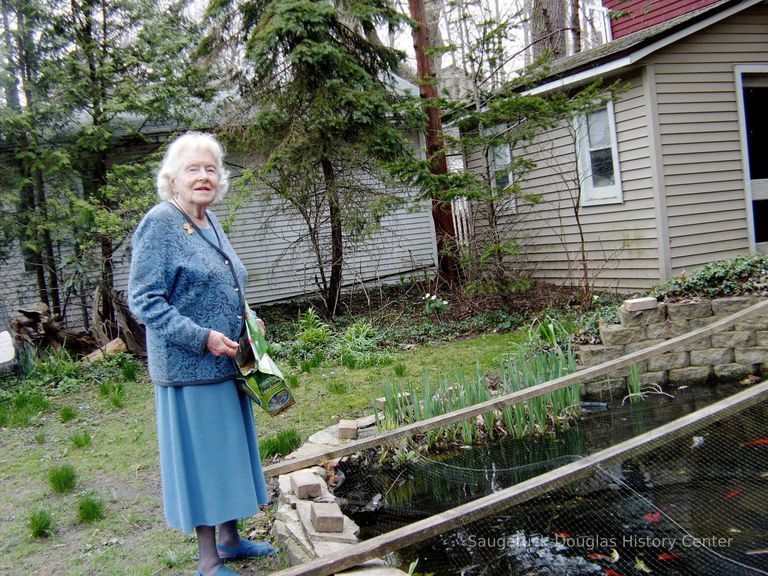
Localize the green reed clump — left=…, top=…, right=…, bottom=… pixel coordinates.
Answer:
left=60, top=406, right=77, bottom=422
left=28, top=509, right=55, bottom=538
left=77, top=495, right=105, bottom=523
left=260, top=429, right=302, bottom=459
left=376, top=348, right=580, bottom=447
left=69, top=430, right=92, bottom=448
left=48, top=464, right=77, bottom=494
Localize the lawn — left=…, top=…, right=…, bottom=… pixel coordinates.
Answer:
left=0, top=330, right=523, bottom=576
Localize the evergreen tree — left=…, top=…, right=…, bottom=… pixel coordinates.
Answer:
left=204, top=0, right=422, bottom=317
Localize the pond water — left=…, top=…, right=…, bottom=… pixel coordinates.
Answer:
left=337, top=382, right=768, bottom=576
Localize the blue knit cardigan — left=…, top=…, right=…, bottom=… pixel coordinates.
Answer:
left=128, top=202, right=247, bottom=386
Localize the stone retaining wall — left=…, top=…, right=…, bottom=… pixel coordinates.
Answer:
left=577, top=296, right=768, bottom=393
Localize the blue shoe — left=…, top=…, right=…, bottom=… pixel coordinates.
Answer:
left=195, top=565, right=241, bottom=576
left=217, top=538, right=278, bottom=560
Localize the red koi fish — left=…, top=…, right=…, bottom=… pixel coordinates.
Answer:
left=554, top=531, right=572, bottom=539
left=725, top=488, right=744, bottom=500
left=644, top=511, right=661, bottom=523
left=658, top=552, right=682, bottom=561
left=742, top=438, right=768, bottom=446
left=604, top=569, right=624, bottom=576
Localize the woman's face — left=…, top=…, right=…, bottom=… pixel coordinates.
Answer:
left=172, top=147, right=220, bottom=209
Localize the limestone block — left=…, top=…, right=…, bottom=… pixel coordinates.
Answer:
left=713, top=363, right=757, bottom=380
left=623, top=340, right=665, bottom=354
left=272, top=518, right=314, bottom=565
left=290, top=470, right=323, bottom=500
left=314, top=540, right=356, bottom=558
left=356, top=413, right=379, bottom=428
left=690, top=348, right=734, bottom=366
left=338, top=419, right=358, bottom=440
left=297, top=501, right=360, bottom=544
left=276, top=505, right=316, bottom=559
left=599, top=324, right=639, bottom=346
left=639, top=371, right=668, bottom=386
left=308, top=429, right=343, bottom=447
left=375, top=391, right=411, bottom=410
left=623, top=297, right=659, bottom=312
left=619, top=304, right=666, bottom=328
left=735, top=316, right=768, bottom=331
left=668, top=365, right=711, bottom=384
left=711, top=296, right=759, bottom=315
left=285, top=442, right=333, bottom=461
left=647, top=351, right=689, bottom=372
left=711, top=331, right=755, bottom=348
left=680, top=336, right=711, bottom=352
left=735, top=348, right=768, bottom=365
left=311, top=502, right=344, bottom=533
left=278, top=475, right=300, bottom=508
left=576, top=345, right=625, bottom=367
left=687, top=317, right=719, bottom=330
left=757, top=332, right=768, bottom=347
left=584, top=377, right=625, bottom=395
left=645, top=320, right=687, bottom=340
left=666, top=301, right=713, bottom=321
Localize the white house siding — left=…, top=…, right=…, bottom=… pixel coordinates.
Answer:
left=467, top=70, right=661, bottom=293
left=648, top=2, right=768, bottom=273
left=111, top=177, right=437, bottom=311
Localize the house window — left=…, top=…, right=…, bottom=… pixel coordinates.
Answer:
left=576, top=101, right=622, bottom=206
left=486, top=124, right=516, bottom=214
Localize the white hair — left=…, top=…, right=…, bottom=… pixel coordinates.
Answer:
left=156, top=132, right=230, bottom=200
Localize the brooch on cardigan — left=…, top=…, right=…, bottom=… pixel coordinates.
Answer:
left=183, top=222, right=194, bottom=235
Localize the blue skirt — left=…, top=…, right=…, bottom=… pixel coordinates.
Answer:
left=155, top=380, right=270, bottom=534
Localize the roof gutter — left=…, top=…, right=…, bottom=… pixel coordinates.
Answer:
left=525, top=0, right=763, bottom=96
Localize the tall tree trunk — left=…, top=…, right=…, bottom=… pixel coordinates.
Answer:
left=409, top=0, right=460, bottom=287
left=321, top=157, right=343, bottom=318
left=33, top=168, right=62, bottom=317
left=570, top=0, right=581, bottom=54
left=17, top=1, right=63, bottom=317
left=531, top=0, right=567, bottom=59
left=1, top=0, right=50, bottom=310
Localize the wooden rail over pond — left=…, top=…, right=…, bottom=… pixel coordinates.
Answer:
left=264, top=298, right=768, bottom=478
left=269, top=379, right=768, bottom=576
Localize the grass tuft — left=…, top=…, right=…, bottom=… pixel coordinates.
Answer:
left=48, top=464, right=77, bottom=494
left=28, top=509, right=55, bottom=538
left=69, top=430, right=92, bottom=448
left=60, top=406, right=77, bottom=422
left=77, top=495, right=105, bottom=523
left=259, top=428, right=302, bottom=459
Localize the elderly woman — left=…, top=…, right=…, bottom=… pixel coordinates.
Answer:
left=129, top=132, right=276, bottom=576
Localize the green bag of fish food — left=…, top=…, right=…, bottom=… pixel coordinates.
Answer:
left=235, top=302, right=295, bottom=416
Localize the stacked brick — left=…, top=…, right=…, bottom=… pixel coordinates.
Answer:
left=577, top=296, right=768, bottom=392
left=273, top=465, right=409, bottom=575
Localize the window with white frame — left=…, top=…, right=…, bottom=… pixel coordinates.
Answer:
left=486, top=124, right=517, bottom=214
left=575, top=101, right=622, bottom=206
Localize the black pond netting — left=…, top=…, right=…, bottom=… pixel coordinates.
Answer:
left=331, top=387, right=768, bottom=576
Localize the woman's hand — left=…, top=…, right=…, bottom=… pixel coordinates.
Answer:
left=206, top=330, right=239, bottom=357
left=256, top=318, right=266, bottom=336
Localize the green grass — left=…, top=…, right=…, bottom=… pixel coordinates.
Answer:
left=27, top=509, right=55, bottom=539
left=60, top=406, right=77, bottom=422
left=1, top=329, right=528, bottom=574
left=69, top=430, right=92, bottom=448
left=255, top=331, right=522, bottom=440
left=48, top=464, right=77, bottom=494
left=77, top=495, right=105, bottom=523
left=259, top=429, right=302, bottom=459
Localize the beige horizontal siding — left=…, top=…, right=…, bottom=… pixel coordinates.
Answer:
left=467, top=70, right=660, bottom=293
left=647, top=2, right=768, bottom=271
